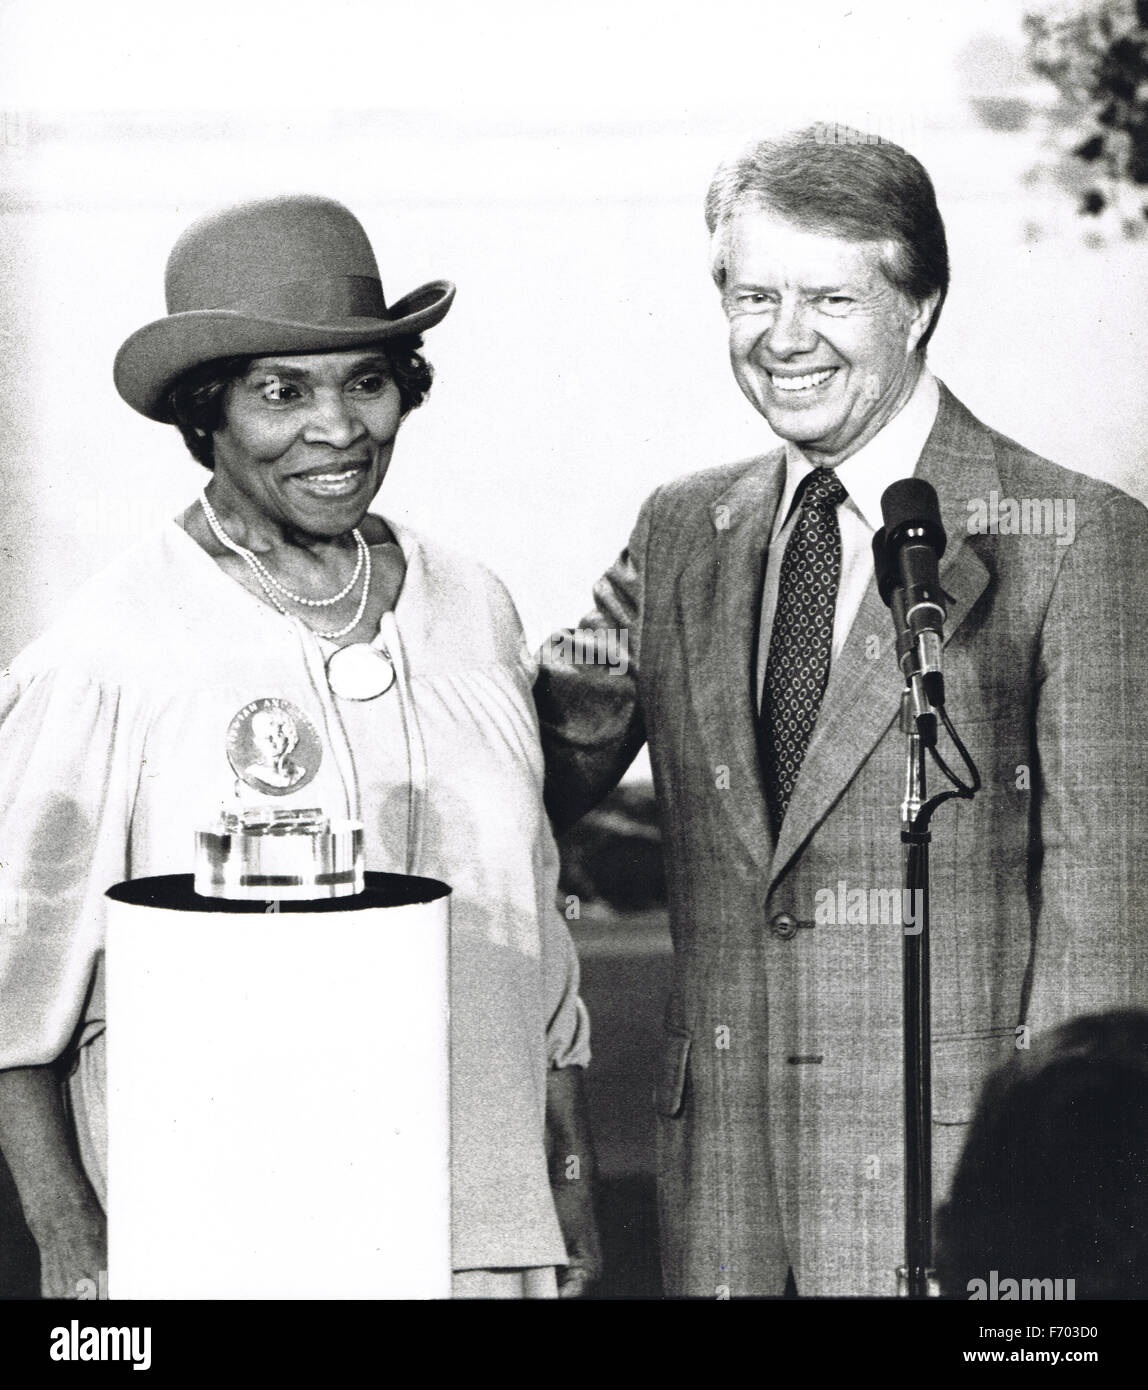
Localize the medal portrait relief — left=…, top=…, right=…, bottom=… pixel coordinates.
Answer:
left=226, top=700, right=319, bottom=796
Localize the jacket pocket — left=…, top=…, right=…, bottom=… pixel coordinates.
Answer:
left=653, top=1028, right=692, bottom=1118
left=931, top=1028, right=1017, bottom=1124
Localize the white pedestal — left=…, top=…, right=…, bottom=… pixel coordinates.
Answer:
left=104, top=872, right=450, bottom=1299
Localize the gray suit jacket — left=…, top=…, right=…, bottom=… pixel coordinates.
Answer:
left=535, top=383, right=1148, bottom=1296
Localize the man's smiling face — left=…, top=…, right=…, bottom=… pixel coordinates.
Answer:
left=719, top=207, right=938, bottom=467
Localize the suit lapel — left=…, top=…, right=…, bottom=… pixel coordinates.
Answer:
left=767, top=383, right=996, bottom=890
left=676, top=453, right=785, bottom=874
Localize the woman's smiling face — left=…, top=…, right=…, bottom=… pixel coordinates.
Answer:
left=209, top=348, right=404, bottom=537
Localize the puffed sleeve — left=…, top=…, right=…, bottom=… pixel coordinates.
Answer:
left=472, top=556, right=594, bottom=1071
left=0, top=658, right=141, bottom=1068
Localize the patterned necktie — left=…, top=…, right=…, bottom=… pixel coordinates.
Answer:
left=761, top=466, right=848, bottom=835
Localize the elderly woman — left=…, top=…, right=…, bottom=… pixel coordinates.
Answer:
left=0, top=195, right=598, bottom=1299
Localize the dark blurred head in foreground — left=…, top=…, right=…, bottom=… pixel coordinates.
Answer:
left=937, top=1010, right=1148, bottom=1300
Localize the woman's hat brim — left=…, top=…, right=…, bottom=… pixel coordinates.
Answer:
left=114, top=279, right=454, bottom=422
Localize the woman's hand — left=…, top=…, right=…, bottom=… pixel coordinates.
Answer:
left=549, top=1170, right=603, bottom=1298
left=545, top=1065, right=604, bottom=1298
left=31, top=1198, right=107, bottom=1299
left=0, top=1065, right=107, bottom=1298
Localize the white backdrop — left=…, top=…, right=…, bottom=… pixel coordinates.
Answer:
left=1, top=0, right=1145, bottom=660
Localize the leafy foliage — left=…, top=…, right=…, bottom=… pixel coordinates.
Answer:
left=1024, top=0, right=1148, bottom=227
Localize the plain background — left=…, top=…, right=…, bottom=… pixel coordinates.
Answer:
left=1, top=0, right=1146, bottom=672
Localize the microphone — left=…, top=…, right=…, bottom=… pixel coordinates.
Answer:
left=871, top=529, right=914, bottom=676
left=878, top=479, right=947, bottom=708
left=872, top=528, right=937, bottom=746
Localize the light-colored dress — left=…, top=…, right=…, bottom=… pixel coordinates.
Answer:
left=0, top=516, right=588, bottom=1273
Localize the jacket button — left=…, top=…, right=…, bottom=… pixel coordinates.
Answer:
left=769, top=911, right=799, bottom=940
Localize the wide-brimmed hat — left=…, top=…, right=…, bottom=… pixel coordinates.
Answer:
left=114, top=194, right=455, bottom=421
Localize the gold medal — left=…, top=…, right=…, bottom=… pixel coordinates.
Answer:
left=325, top=642, right=396, bottom=700
left=226, top=698, right=322, bottom=796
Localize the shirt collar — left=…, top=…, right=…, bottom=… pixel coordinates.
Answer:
left=772, top=367, right=940, bottom=537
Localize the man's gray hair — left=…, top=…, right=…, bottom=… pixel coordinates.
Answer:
left=705, top=125, right=950, bottom=354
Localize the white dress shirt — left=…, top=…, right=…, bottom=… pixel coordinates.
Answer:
left=755, top=367, right=940, bottom=712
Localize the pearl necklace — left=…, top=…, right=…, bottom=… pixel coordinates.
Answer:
left=199, top=492, right=373, bottom=640
left=200, top=490, right=365, bottom=605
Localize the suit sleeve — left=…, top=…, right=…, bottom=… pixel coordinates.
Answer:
left=1026, top=489, right=1148, bottom=1032
left=533, top=489, right=657, bottom=834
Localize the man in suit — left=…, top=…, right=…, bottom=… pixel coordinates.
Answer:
left=534, top=127, right=1148, bottom=1297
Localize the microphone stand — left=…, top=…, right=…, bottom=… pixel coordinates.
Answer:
left=899, top=685, right=933, bottom=1299
left=871, top=500, right=981, bottom=1297
left=874, top=524, right=980, bottom=1299
left=893, top=680, right=980, bottom=1298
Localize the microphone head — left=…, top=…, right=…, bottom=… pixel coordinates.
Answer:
left=880, top=478, right=946, bottom=557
